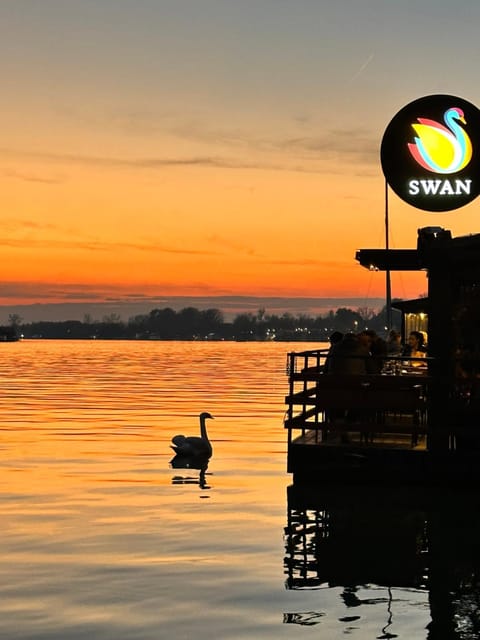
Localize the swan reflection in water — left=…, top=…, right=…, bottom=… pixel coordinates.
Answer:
left=170, top=454, right=211, bottom=490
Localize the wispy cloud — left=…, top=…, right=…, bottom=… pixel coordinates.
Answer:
left=0, top=235, right=220, bottom=255
left=277, top=129, right=378, bottom=163
left=1, top=218, right=63, bottom=233
left=207, top=233, right=258, bottom=256
left=0, top=147, right=271, bottom=171
left=264, top=257, right=353, bottom=268
left=166, top=118, right=379, bottom=167
left=3, top=168, right=65, bottom=184
left=0, top=281, right=199, bottom=302
left=0, top=116, right=379, bottom=176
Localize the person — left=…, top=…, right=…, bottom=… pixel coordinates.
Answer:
left=327, top=332, right=371, bottom=375
left=403, top=330, right=426, bottom=366
left=386, top=330, right=403, bottom=356
left=328, top=331, right=344, bottom=347
left=323, top=332, right=343, bottom=373
left=358, top=330, right=387, bottom=373
left=326, top=333, right=378, bottom=437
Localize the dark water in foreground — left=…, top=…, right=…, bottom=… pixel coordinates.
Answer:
left=0, top=340, right=478, bottom=639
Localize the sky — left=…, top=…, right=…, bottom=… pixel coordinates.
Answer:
left=2, top=0, right=480, bottom=322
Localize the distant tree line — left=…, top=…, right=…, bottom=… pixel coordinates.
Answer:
left=7, top=303, right=402, bottom=341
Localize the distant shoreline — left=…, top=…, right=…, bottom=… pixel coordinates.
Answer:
left=15, top=336, right=329, bottom=343
left=0, top=296, right=386, bottom=324
left=5, top=301, right=399, bottom=341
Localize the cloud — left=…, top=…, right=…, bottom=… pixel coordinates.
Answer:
left=0, top=145, right=377, bottom=177
left=0, top=116, right=379, bottom=175
left=161, top=112, right=379, bottom=166
left=0, top=146, right=277, bottom=172
left=3, top=168, right=65, bottom=184
left=165, top=118, right=379, bottom=168
left=0, top=234, right=220, bottom=256
left=1, top=218, right=63, bottom=232
left=277, top=129, right=378, bottom=163
left=264, top=257, right=353, bottom=268
left=0, top=280, right=229, bottom=304
left=207, top=233, right=258, bottom=256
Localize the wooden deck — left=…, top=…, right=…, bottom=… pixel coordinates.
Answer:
left=293, top=428, right=426, bottom=449
left=288, top=432, right=429, bottom=483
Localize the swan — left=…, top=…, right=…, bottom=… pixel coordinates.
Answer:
left=170, top=412, right=214, bottom=457
left=408, top=107, right=472, bottom=174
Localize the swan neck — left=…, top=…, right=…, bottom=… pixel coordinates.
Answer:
left=445, top=110, right=461, bottom=135
left=200, top=416, right=209, bottom=441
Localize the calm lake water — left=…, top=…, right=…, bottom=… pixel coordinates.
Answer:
left=0, top=340, right=478, bottom=639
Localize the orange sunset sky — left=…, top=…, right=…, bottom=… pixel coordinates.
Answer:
left=2, top=1, right=480, bottom=321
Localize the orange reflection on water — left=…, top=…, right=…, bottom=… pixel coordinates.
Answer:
left=0, top=339, right=435, bottom=639
left=0, top=338, right=298, bottom=499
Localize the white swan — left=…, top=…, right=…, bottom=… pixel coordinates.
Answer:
left=171, top=412, right=214, bottom=457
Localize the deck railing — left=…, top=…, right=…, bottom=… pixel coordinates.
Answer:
left=285, top=348, right=480, bottom=451
left=285, top=348, right=432, bottom=448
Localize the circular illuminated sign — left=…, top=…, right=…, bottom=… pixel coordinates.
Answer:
left=381, top=94, right=480, bottom=211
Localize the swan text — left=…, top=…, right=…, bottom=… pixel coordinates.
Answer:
left=408, top=178, right=472, bottom=196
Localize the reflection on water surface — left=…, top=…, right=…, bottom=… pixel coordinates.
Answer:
left=0, top=340, right=478, bottom=639
left=285, top=483, right=480, bottom=639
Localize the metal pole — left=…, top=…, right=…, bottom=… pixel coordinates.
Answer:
left=385, top=179, right=392, bottom=331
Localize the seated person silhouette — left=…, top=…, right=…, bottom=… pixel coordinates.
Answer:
left=403, top=331, right=426, bottom=367
left=326, top=333, right=371, bottom=375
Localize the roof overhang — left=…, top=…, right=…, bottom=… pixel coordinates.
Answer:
left=355, top=249, right=422, bottom=271
left=392, top=298, right=428, bottom=313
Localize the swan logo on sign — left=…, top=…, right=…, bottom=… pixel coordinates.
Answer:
left=408, top=107, right=472, bottom=173
left=381, top=95, right=480, bottom=211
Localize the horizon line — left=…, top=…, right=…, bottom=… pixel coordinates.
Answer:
left=0, top=295, right=389, bottom=324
